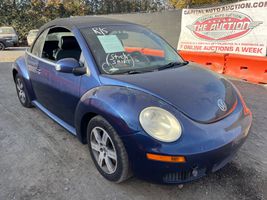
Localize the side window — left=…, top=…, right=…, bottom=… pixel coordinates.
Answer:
left=41, top=28, right=81, bottom=62
left=31, top=29, right=49, bottom=57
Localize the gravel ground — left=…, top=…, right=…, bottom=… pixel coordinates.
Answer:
left=0, top=48, right=26, bottom=62
left=0, top=62, right=266, bottom=200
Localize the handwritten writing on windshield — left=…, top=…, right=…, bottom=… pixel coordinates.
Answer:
left=106, top=52, right=134, bottom=67
left=92, top=27, right=108, bottom=35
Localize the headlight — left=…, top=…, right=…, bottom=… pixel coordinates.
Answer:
left=139, top=107, right=182, bottom=142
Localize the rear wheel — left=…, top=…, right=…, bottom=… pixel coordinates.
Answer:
left=87, top=116, right=131, bottom=183
left=15, top=74, right=32, bottom=108
left=0, top=42, right=5, bottom=51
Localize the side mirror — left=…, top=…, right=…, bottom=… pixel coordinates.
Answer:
left=55, top=58, right=87, bottom=75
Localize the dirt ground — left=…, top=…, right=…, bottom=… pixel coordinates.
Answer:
left=0, top=52, right=266, bottom=200
left=0, top=48, right=26, bottom=62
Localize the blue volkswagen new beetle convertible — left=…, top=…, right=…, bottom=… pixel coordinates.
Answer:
left=12, top=17, right=252, bottom=184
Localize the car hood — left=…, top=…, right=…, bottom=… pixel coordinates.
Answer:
left=99, top=63, right=237, bottom=123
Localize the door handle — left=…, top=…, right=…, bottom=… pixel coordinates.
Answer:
left=36, top=66, right=41, bottom=74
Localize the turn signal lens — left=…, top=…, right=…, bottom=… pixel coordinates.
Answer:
left=146, top=153, right=186, bottom=163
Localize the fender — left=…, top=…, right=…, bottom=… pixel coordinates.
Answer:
left=74, top=85, right=170, bottom=144
left=12, top=56, right=36, bottom=101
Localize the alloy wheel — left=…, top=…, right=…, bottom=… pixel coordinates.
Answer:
left=16, top=77, right=26, bottom=104
left=90, top=127, right=117, bottom=174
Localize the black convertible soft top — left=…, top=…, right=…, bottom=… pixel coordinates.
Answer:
left=39, top=16, right=135, bottom=33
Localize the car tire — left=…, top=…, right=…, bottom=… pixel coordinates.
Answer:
left=0, top=42, right=5, bottom=51
left=15, top=74, right=32, bottom=108
left=87, top=115, right=132, bottom=183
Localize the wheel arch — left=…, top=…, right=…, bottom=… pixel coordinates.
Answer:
left=75, top=100, right=131, bottom=145
left=79, top=112, right=98, bottom=144
left=12, top=56, right=36, bottom=100
left=12, top=68, right=18, bottom=81
left=0, top=41, right=6, bottom=50
left=74, top=86, right=145, bottom=144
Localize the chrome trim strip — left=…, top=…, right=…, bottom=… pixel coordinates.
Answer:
left=32, top=100, right=77, bottom=136
left=26, top=50, right=57, bottom=67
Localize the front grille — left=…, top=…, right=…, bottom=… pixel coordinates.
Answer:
left=163, top=168, right=206, bottom=183
left=163, top=170, right=191, bottom=182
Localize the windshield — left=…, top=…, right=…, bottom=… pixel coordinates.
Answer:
left=0, top=27, right=15, bottom=34
left=81, top=25, right=184, bottom=74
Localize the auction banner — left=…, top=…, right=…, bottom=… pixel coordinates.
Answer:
left=178, top=0, right=267, bottom=56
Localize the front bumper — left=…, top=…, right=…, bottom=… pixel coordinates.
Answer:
left=129, top=131, right=248, bottom=184
left=121, top=100, right=252, bottom=184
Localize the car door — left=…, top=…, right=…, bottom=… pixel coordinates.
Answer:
left=27, top=29, right=49, bottom=105
left=34, top=27, right=84, bottom=127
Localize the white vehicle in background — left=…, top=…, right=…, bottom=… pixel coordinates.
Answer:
left=0, top=26, right=19, bottom=50
left=27, top=29, right=39, bottom=46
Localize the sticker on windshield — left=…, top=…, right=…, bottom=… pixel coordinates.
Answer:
left=97, top=35, right=124, bottom=54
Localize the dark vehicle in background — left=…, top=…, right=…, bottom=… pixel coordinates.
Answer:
left=0, top=26, right=18, bottom=50
left=27, top=29, right=39, bottom=46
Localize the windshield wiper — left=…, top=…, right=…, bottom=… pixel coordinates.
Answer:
left=107, top=61, right=188, bottom=75
left=109, top=69, right=155, bottom=75
left=126, top=69, right=155, bottom=74
left=158, top=61, right=189, bottom=71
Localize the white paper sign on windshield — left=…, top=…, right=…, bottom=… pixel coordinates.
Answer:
left=97, top=35, right=124, bottom=53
